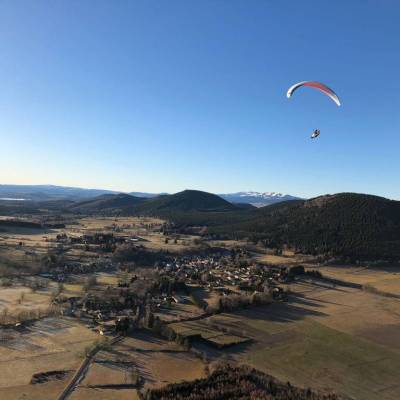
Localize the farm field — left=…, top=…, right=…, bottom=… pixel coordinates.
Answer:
left=155, top=296, right=204, bottom=322
left=311, top=265, right=400, bottom=297
left=0, top=215, right=202, bottom=277
left=71, top=330, right=206, bottom=399
left=0, top=379, right=69, bottom=400
left=1, top=213, right=400, bottom=400
left=70, top=387, right=140, bottom=400
left=0, top=285, right=51, bottom=314
left=188, top=281, right=400, bottom=400
left=106, top=332, right=205, bottom=389
left=0, top=317, right=98, bottom=399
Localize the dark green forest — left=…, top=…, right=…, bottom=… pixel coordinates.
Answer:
left=146, top=364, right=339, bottom=400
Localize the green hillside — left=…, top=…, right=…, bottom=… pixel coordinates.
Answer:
left=209, top=193, right=400, bottom=261
left=134, top=190, right=238, bottom=215
left=69, top=193, right=145, bottom=213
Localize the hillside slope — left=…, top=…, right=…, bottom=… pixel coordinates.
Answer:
left=69, top=193, right=145, bottom=214
left=134, top=190, right=238, bottom=215
left=208, top=193, right=400, bottom=261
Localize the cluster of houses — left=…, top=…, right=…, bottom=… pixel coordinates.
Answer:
left=40, top=259, right=116, bottom=281
left=157, top=255, right=290, bottom=291
left=49, top=246, right=297, bottom=337
left=55, top=232, right=143, bottom=245
left=156, top=252, right=292, bottom=300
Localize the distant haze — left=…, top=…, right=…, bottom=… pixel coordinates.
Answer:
left=0, top=184, right=301, bottom=206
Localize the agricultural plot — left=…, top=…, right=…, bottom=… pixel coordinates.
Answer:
left=192, top=282, right=400, bottom=400
left=110, top=332, right=205, bottom=388
left=70, top=387, right=140, bottom=400
left=81, top=362, right=138, bottom=386
left=0, top=379, right=70, bottom=400
left=254, top=250, right=314, bottom=266
left=206, top=334, right=250, bottom=348
left=155, top=296, right=204, bottom=322
left=189, top=285, right=222, bottom=309
left=0, top=215, right=165, bottom=276
left=0, top=286, right=51, bottom=314
left=313, top=265, right=400, bottom=297
left=72, top=330, right=205, bottom=399
left=169, top=319, right=250, bottom=348
left=140, top=232, right=199, bottom=252
left=0, top=317, right=98, bottom=399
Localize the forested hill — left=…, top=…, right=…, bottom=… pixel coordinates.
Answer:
left=68, top=193, right=145, bottom=213
left=134, top=190, right=238, bottom=214
left=148, top=364, right=340, bottom=400
left=208, top=193, right=400, bottom=261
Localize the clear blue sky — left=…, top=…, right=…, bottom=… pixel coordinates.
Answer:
left=0, top=1, right=399, bottom=199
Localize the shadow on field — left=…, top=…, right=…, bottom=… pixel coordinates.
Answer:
left=288, top=293, right=325, bottom=308
left=260, top=301, right=328, bottom=323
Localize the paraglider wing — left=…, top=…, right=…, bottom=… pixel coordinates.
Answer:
left=287, top=81, right=341, bottom=106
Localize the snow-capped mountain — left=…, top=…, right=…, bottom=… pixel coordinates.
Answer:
left=219, top=192, right=302, bottom=207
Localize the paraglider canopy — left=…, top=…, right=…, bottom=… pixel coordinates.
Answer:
left=287, top=81, right=341, bottom=106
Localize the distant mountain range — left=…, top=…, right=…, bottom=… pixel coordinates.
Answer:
left=0, top=185, right=117, bottom=201
left=69, top=190, right=238, bottom=215
left=219, top=192, right=301, bottom=206
left=0, top=185, right=300, bottom=206
left=0, top=184, right=399, bottom=261
left=69, top=190, right=400, bottom=261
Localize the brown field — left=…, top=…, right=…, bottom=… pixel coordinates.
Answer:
left=1, top=215, right=400, bottom=400
left=0, top=216, right=160, bottom=267
left=155, top=295, right=204, bottom=322
left=190, top=280, right=400, bottom=400
left=0, top=215, right=206, bottom=278
left=82, top=362, right=138, bottom=386
left=310, top=264, right=400, bottom=297
left=70, top=387, right=140, bottom=400
left=0, top=379, right=69, bottom=400
left=189, top=285, right=222, bottom=309
left=0, top=286, right=51, bottom=313
left=255, top=251, right=315, bottom=266
left=109, top=332, right=205, bottom=389
left=0, top=317, right=98, bottom=398
left=72, top=330, right=206, bottom=399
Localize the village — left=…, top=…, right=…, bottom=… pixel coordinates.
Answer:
left=51, top=244, right=295, bottom=340
left=2, top=215, right=399, bottom=400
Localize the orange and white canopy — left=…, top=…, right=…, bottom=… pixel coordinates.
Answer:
left=287, top=81, right=341, bottom=106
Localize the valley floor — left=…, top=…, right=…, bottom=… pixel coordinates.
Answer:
left=189, top=279, right=400, bottom=400
left=0, top=216, right=400, bottom=399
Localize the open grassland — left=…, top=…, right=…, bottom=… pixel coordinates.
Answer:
left=251, top=248, right=316, bottom=266
left=155, top=295, right=204, bottom=322
left=70, top=387, right=140, bottom=400
left=0, top=215, right=204, bottom=277
left=0, top=317, right=98, bottom=399
left=190, top=281, right=400, bottom=400
left=169, top=319, right=251, bottom=349
left=0, top=379, right=70, bottom=400
left=0, top=216, right=162, bottom=271
left=108, top=332, right=205, bottom=389
left=140, top=231, right=200, bottom=252
left=0, top=285, right=51, bottom=313
left=71, top=330, right=205, bottom=399
left=311, top=265, right=400, bottom=297
left=189, top=285, right=222, bottom=309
